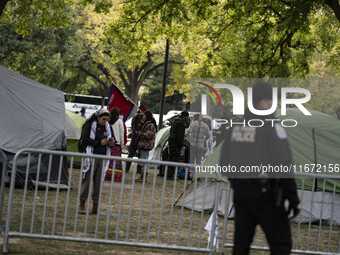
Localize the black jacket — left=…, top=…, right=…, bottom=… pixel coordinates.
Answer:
left=82, top=121, right=108, bottom=155
left=169, top=118, right=186, bottom=148
left=219, top=110, right=299, bottom=205
left=131, top=114, right=143, bottom=136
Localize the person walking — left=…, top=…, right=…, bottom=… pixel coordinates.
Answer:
left=135, top=111, right=156, bottom=182
left=80, top=106, right=86, bottom=118
left=219, top=82, right=300, bottom=255
left=78, top=108, right=115, bottom=214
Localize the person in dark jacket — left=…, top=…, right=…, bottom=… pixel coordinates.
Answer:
left=167, top=111, right=189, bottom=179
left=219, top=82, right=300, bottom=255
left=125, top=105, right=147, bottom=173
left=79, top=108, right=115, bottom=215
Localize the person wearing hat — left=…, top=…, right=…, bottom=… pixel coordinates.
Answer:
left=167, top=111, right=189, bottom=180
left=78, top=108, right=116, bottom=215
left=219, top=82, right=300, bottom=255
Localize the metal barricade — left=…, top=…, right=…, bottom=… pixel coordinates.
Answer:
left=2, top=148, right=340, bottom=254
left=2, top=149, right=221, bottom=254
left=223, top=172, right=340, bottom=255
left=0, top=149, right=7, bottom=233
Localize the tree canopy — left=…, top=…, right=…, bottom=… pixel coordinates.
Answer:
left=1, top=0, right=340, bottom=115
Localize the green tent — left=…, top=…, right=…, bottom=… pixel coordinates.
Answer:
left=277, top=109, right=340, bottom=193
left=202, top=109, right=340, bottom=193
left=65, top=110, right=85, bottom=164
left=186, top=109, right=340, bottom=224
left=154, top=126, right=171, bottom=149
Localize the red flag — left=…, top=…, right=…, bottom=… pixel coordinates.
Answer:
left=108, top=83, right=135, bottom=122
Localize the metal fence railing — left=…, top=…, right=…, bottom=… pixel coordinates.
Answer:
left=1, top=148, right=340, bottom=254
left=223, top=172, right=340, bottom=255
left=2, top=149, right=219, bottom=254
left=0, top=149, right=7, bottom=233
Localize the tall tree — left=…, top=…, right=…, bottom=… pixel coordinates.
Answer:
left=0, top=19, right=84, bottom=91
left=108, top=0, right=340, bottom=79
left=0, top=0, right=75, bottom=35
left=69, top=6, right=168, bottom=104
left=0, top=4, right=168, bottom=105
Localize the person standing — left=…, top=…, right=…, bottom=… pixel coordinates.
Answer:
left=105, top=107, right=125, bottom=182
left=187, top=114, right=210, bottom=165
left=119, top=110, right=128, bottom=146
left=219, top=82, right=300, bottom=255
left=135, top=111, right=156, bottom=182
left=167, top=111, right=189, bottom=180
left=79, top=108, right=115, bottom=214
left=80, top=106, right=86, bottom=118
left=125, top=105, right=147, bottom=173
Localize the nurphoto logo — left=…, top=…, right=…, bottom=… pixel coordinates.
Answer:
left=197, top=80, right=312, bottom=128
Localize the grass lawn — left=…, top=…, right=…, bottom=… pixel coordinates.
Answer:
left=0, top=162, right=339, bottom=254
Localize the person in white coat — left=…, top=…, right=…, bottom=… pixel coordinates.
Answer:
left=110, top=107, right=124, bottom=146
left=105, top=107, right=125, bottom=181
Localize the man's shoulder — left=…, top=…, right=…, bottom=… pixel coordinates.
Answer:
left=261, top=120, right=288, bottom=140
left=172, top=119, right=183, bottom=126
left=202, top=121, right=210, bottom=129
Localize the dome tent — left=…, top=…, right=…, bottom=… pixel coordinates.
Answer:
left=0, top=65, right=69, bottom=188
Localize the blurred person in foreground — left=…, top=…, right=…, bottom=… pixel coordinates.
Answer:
left=219, top=82, right=300, bottom=255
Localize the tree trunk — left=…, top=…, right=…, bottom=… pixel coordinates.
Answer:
left=326, top=0, right=340, bottom=23
left=126, top=81, right=140, bottom=105
left=0, top=0, right=10, bottom=19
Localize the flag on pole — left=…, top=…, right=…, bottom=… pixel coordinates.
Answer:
left=108, top=83, right=135, bottom=122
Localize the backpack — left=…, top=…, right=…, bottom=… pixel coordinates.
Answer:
left=78, top=122, right=88, bottom=153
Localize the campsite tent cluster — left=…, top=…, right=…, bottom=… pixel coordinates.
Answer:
left=178, top=109, right=340, bottom=225
left=1, top=65, right=340, bottom=225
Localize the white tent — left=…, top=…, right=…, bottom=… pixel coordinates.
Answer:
left=177, top=179, right=340, bottom=225
left=0, top=65, right=66, bottom=153
left=178, top=180, right=234, bottom=217
left=0, top=65, right=68, bottom=187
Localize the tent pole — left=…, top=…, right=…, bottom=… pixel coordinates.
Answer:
left=312, top=128, right=318, bottom=191
left=173, top=179, right=193, bottom=207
